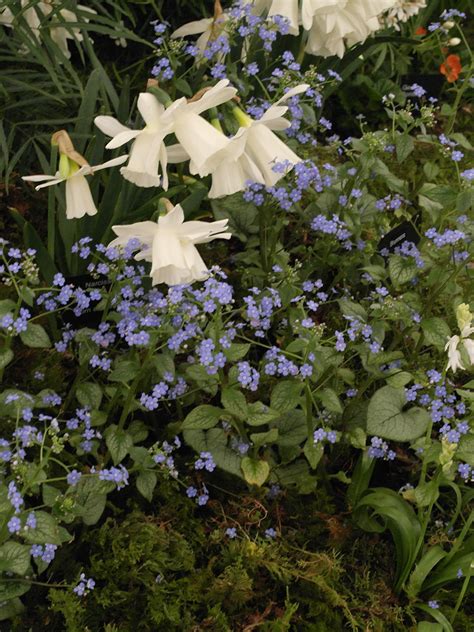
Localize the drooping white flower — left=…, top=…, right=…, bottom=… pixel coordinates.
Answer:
left=445, top=304, right=474, bottom=372
left=109, top=202, right=231, bottom=286
left=0, top=0, right=95, bottom=59
left=171, top=0, right=228, bottom=57
left=195, top=84, right=309, bottom=198
left=170, top=80, right=238, bottom=174
left=302, top=0, right=397, bottom=58
left=95, top=93, right=176, bottom=189
left=95, top=80, right=237, bottom=189
left=22, top=131, right=127, bottom=220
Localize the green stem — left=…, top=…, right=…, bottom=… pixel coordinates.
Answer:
left=444, top=510, right=474, bottom=566
left=47, top=145, right=58, bottom=262
left=398, top=470, right=441, bottom=591
left=450, top=562, right=473, bottom=625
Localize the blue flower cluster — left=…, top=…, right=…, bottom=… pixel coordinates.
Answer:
left=368, top=437, right=396, bottom=461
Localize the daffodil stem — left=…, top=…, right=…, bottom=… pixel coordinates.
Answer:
left=47, top=145, right=58, bottom=263
left=450, top=562, right=473, bottom=625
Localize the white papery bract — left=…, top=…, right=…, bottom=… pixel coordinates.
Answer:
left=22, top=156, right=127, bottom=220
left=95, top=80, right=237, bottom=190
left=197, top=84, right=309, bottom=198
left=302, top=0, right=397, bottom=58
left=109, top=204, right=232, bottom=286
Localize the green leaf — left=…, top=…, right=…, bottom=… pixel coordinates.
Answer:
left=185, top=365, right=219, bottom=396
left=414, top=605, right=453, bottom=632
left=241, top=457, right=270, bottom=486
left=275, top=410, right=307, bottom=447
left=421, top=185, right=457, bottom=207
left=0, top=349, right=13, bottom=370
left=182, top=405, right=223, bottom=430
left=389, top=255, right=418, bottom=286
left=356, top=488, right=421, bottom=591
left=19, top=323, right=51, bottom=348
left=316, top=388, right=342, bottom=414
left=136, top=471, right=157, bottom=502
left=456, top=190, right=473, bottom=212
left=250, top=428, right=278, bottom=448
left=74, top=477, right=107, bottom=526
left=247, top=402, right=280, bottom=426
left=367, top=386, right=430, bottom=442
left=211, top=195, right=258, bottom=242
left=414, top=480, right=440, bottom=508
left=304, top=439, right=324, bottom=469
left=104, top=425, right=133, bottom=465
left=456, top=434, right=474, bottom=466
left=183, top=428, right=242, bottom=478
left=42, top=484, right=61, bottom=507
left=386, top=371, right=413, bottom=388
left=417, top=623, right=443, bottom=632
left=0, top=300, right=16, bottom=316
left=224, top=343, right=250, bottom=362
left=108, top=360, right=140, bottom=383
left=152, top=353, right=175, bottom=380
left=421, top=318, right=451, bottom=351
left=338, top=299, right=367, bottom=321
left=221, top=388, right=248, bottom=421
left=23, top=511, right=61, bottom=545
left=0, top=597, right=25, bottom=621
left=396, top=133, right=414, bottom=163
left=0, top=542, right=31, bottom=576
left=406, top=546, right=446, bottom=599
left=270, top=380, right=303, bottom=413
left=76, top=382, right=103, bottom=409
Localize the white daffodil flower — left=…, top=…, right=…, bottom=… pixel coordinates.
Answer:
left=302, top=0, right=396, bottom=58
left=23, top=131, right=127, bottom=220
left=0, top=1, right=95, bottom=59
left=195, top=84, right=309, bottom=198
left=95, top=80, right=237, bottom=189
left=95, top=93, right=177, bottom=189
left=170, top=80, right=238, bottom=174
left=109, top=202, right=231, bottom=286
left=171, top=8, right=228, bottom=58
left=445, top=304, right=474, bottom=372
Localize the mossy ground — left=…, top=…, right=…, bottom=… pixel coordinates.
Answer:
left=10, top=476, right=472, bottom=632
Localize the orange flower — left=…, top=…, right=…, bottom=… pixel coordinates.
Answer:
left=440, top=54, right=462, bottom=82
left=415, top=26, right=427, bottom=36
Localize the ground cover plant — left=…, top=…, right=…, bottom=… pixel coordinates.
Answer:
left=0, top=1, right=473, bottom=630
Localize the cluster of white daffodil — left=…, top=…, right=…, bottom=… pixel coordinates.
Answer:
left=172, top=0, right=400, bottom=59
left=23, top=79, right=308, bottom=286
left=0, top=0, right=95, bottom=59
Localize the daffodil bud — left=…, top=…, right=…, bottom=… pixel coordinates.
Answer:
left=232, top=107, right=252, bottom=128
left=448, top=37, right=461, bottom=46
